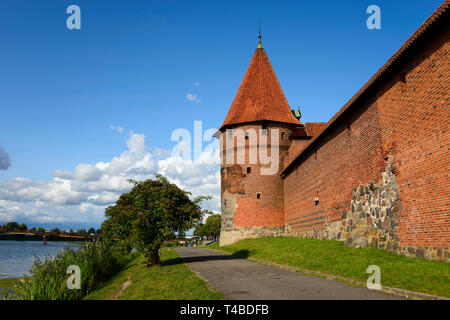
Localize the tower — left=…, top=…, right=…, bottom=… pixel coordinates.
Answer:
left=218, top=35, right=302, bottom=245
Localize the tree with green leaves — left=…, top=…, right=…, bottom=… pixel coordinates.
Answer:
left=4, top=222, right=20, bottom=231
left=76, top=229, right=87, bottom=235
left=193, top=213, right=221, bottom=240
left=0, top=222, right=28, bottom=232
left=102, top=174, right=210, bottom=266
left=193, top=223, right=205, bottom=237
left=87, top=227, right=96, bottom=234
left=51, top=227, right=61, bottom=234
left=207, top=214, right=221, bottom=240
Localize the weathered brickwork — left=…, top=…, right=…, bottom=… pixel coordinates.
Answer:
left=218, top=3, right=449, bottom=261
left=285, top=156, right=449, bottom=261
left=220, top=123, right=295, bottom=244
left=220, top=226, right=286, bottom=247
left=376, top=35, right=450, bottom=249
left=284, top=100, right=384, bottom=235
left=287, top=138, right=310, bottom=161
left=283, top=15, right=449, bottom=260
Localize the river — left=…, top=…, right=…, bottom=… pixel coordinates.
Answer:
left=0, top=240, right=82, bottom=280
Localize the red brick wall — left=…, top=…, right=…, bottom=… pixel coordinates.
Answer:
left=287, top=139, right=311, bottom=162
left=233, top=198, right=285, bottom=227
left=377, top=34, right=450, bottom=248
left=284, top=27, right=449, bottom=248
left=221, top=122, right=296, bottom=229
left=284, top=101, right=384, bottom=232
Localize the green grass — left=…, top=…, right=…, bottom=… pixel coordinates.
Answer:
left=84, top=248, right=224, bottom=300
left=161, top=241, right=180, bottom=248
left=14, top=242, right=133, bottom=300
left=0, top=278, right=21, bottom=299
left=207, top=237, right=450, bottom=298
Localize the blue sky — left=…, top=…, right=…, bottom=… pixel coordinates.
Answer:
left=0, top=0, right=444, bottom=230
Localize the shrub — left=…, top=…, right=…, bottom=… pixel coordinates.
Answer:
left=161, top=241, right=179, bottom=248
left=102, top=176, right=209, bottom=266
left=13, top=242, right=134, bottom=300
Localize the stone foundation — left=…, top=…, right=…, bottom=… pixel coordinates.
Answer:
left=220, top=156, right=449, bottom=261
left=285, top=156, right=449, bottom=262
left=220, top=226, right=286, bottom=246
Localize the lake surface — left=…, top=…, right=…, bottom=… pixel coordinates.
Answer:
left=0, top=241, right=81, bottom=279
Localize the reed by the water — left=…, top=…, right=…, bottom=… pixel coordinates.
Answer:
left=12, top=242, right=134, bottom=300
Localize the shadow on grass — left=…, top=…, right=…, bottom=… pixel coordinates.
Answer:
left=162, top=249, right=256, bottom=266
left=89, top=262, right=136, bottom=292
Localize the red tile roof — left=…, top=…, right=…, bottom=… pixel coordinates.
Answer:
left=219, top=47, right=302, bottom=131
left=305, top=122, right=327, bottom=137
left=290, top=123, right=327, bottom=139
left=290, top=126, right=308, bottom=138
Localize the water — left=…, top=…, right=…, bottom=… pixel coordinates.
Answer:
left=0, top=241, right=82, bottom=279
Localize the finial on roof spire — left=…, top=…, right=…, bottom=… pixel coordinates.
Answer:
left=257, top=19, right=263, bottom=49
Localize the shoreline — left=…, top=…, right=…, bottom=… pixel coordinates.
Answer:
left=0, top=240, right=83, bottom=283
left=0, top=277, right=22, bottom=299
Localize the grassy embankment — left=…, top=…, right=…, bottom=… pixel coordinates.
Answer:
left=84, top=248, right=223, bottom=300
left=208, top=237, right=450, bottom=298
left=10, top=243, right=133, bottom=300
left=1, top=242, right=216, bottom=300
left=0, top=278, right=21, bottom=299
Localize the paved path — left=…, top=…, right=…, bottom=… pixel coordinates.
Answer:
left=175, top=247, right=401, bottom=300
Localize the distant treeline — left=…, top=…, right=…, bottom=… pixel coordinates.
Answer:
left=193, top=214, right=221, bottom=240
left=0, top=221, right=100, bottom=235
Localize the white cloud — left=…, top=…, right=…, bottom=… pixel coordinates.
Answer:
left=0, top=143, right=11, bottom=170
left=186, top=93, right=202, bottom=103
left=194, top=82, right=200, bottom=87
left=74, top=164, right=103, bottom=182
left=51, top=170, right=73, bottom=179
left=110, top=125, right=124, bottom=134
left=0, top=132, right=220, bottom=226
left=152, top=147, right=170, bottom=158
left=87, top=192, right=120, bottom=206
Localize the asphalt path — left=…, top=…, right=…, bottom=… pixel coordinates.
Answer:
left=175, top=247, right=401, bottom=300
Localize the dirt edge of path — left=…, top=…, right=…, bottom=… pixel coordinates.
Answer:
left=198, top=247, right=449, bottom=300
left=114, top=275, right=132, bottom=300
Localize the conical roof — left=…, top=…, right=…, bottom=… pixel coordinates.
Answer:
left=220, top=43, right=301, bottom=131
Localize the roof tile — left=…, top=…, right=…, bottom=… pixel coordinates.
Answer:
left=220, top=47, right=301, bottom=130
left=305, top=122, right=327, bottom=137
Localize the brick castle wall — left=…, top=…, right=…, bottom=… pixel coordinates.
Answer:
left=283, top=23, right=449, bottom=260
left=220, top=122, right=296, bottom=245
